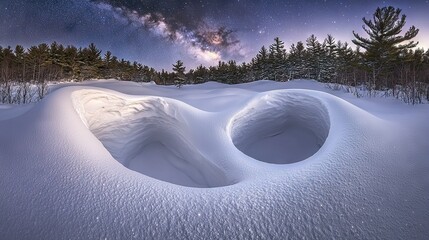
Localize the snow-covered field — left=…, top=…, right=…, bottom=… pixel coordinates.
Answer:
left=0, top=79, right=428, bottom=239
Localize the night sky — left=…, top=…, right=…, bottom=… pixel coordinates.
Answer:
left=0, top=0, right=428, bottom=70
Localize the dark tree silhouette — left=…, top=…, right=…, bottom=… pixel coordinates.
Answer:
left=172, top=60, right=186, bottom=88
left=352, top=6, right=419, bottom=89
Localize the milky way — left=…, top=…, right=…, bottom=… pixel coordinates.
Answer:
left=92, top=0, right=244, bottom=63
left=0, top=0, right=428, bottom=70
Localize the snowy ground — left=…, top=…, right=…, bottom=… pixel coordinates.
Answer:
left=0, top=79, right=428, bottom=239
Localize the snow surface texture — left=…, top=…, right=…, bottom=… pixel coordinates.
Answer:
left=0, top=80, right=428, bottom=239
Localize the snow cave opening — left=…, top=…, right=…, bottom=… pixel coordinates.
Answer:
left=230, top=93, right=330, bottom=164
left=73, top=90, right=231, bottom=188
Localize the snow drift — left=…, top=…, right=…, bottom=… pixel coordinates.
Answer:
left=0, top=80, right=428, bottom=239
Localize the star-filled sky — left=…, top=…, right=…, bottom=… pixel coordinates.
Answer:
left=0, top=0, right=428, bottom=70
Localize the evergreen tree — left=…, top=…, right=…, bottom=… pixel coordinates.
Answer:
left=288, top=41, right=306, bottom=79
left=227, top=60, right=239, bottom=84
left=14, top=45, right=26, bottom=82
left=172, top=60, right=186, bottom=88
left=254, top=45, right=269, bottom=80
left=79, top=43, right=103, bottom=80
left=49, top=42, right=66, bottom=80
left=63, top=45, right=79, bottom=79
left=27, top=44, right=50, bottom=82
left=193, top=65, right=209, bottom=84
left=269, top=37, right=287, bottom=81
left=336, top=41, right=357, bottom=85
left=102, top=51, right=113, bottom=78
left=305, top=34, right=323, bottom=80
left=238, top=62, right=250, bottom=83
left=213, top=61, right=230, bottom=83
left=321, top=34, right=338, bottom=82
left=0, top=47, right=15, bottom=103
left=352, top=6, right=419, bottom=89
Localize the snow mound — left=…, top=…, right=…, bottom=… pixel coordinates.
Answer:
left=229, top=91, right=330, bottom=164
left=1, top=80, right=428, bottom=239
left=72, top=90, right=230, bottom=188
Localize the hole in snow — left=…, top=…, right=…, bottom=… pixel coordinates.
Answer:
left=73, top=90, right=231, bottom=188
left=230, top=91, right=330, bottom=164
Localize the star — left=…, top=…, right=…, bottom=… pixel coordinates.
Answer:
left=0, top=0, right=427, bottom=70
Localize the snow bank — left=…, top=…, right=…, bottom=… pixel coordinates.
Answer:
left=0, top=80, right=428, bottom=239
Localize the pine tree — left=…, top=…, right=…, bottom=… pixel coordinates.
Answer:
left=79, top=43, right=102, bottom=80
left=352, top=6, right=419, bottom=89
left=49, top=42, right=66, bottom=80
left=26, top=44, right=50, bottom=82
left=102, top=51, right=113, bottom=78
left=336, top=41, right=357, bottom=85
left=269, top=37, right=287, bottom=81
left=193, top=65, right=209, bottom=84
left=321, top=34, right=338, bottom=82
left=63, top=45, right=79, bottom=79
left=0, top=47, right=15, bottom=103
left=14, top=45, right=26, bottom=81
left=254, top=46, right=269, bottom=80
left=214, top=61, right=229, bottom=83
left=238, top=62, right=250, bottom=83
left=305, top=34, right=323, bottom=80
left=288, top=41, right=306, bottom=80
left=172, top=60, right=186, bottom=88
left=227, top=60, right=239, bottom=84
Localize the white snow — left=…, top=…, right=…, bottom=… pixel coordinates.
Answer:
left=229, top=91, right=330, bottom=164
left=72, top=89, right=229, bottom=188
left=0, top=79, right=428, bottom=239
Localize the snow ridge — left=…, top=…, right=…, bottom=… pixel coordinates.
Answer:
left=1, top=80, right=428, bottom=239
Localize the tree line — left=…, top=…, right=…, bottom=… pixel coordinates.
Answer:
left=1, top=6, right=428, bottom=104
left=0, top=42, right=161, bottom=103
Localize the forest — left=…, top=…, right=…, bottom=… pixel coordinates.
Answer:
left=1, top=6, right=428, bottom=104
